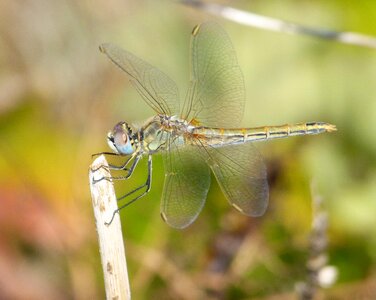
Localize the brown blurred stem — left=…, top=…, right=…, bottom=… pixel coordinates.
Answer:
left=89, top=155, right=131, bottom=300
left=296, top=182, right=329, bottom=300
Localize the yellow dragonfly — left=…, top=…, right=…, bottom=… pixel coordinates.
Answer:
left=98, top=22, right=336, bottom=228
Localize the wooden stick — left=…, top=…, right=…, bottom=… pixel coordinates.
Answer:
left=89, top=155, right=131, bottom=300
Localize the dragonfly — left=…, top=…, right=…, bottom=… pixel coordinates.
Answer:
left=98, top=22, right=336, bottom=229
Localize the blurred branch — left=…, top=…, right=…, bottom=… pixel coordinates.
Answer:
left=296, top=182, right=337, bottom=300
left=89, top=155, right=131, bottom=300
left=180, top=0, right=376, bottom=50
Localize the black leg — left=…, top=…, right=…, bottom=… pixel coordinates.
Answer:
left=107, top=155, right=133, bottom=171
left=91, top=154, right=134, bottom=173
left=105, top=155, right=153, bottom=226
left=109, top=155, right=141, bottom=180
left=92, top=155, right=140, bottom=184
left=91, top=151, right=120, bottom=158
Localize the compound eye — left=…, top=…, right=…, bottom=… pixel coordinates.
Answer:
left=107, top=122, right=134, bottom=155
left=121, top=133, right=128, bottom=143
left=113, top=132, right=133, bottom=155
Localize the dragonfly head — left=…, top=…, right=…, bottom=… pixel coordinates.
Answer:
left=107, top=121, right=135, bottom=155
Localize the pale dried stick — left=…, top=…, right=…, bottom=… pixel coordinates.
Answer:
left=89, top=155, right=131, bottom=300
left=181, top=0, right=376, bottom=50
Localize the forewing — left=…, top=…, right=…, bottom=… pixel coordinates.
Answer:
left=183, top=22, right=245, bottom=127
left=207, top=143, right=269, bottom=216
left=161, top=143, right=211, bottom=229
left=100, top=43, right=179, bottom=115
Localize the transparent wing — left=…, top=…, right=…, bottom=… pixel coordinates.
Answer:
left=206, top=143, right=269, bottom=216
left=100, top=43, right=179, bottom=115
left=183, top=22, right=245, bottom=127
left=161, top=143, right=211, bottom=229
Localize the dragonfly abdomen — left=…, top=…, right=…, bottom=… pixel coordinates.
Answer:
left=244, top=122, right=337, bottom=142
left=193, top=122, right=336, bottom=146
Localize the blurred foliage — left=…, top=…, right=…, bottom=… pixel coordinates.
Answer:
left=0, top=0, right=375, bottom=299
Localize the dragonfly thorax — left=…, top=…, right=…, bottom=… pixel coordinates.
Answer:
left=107, top=121, right=136, bottom=155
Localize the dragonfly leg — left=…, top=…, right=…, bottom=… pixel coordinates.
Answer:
left=105, top=155, right=153, bottom=226
left=107, top=155, right=134, bottom=171
left=110, top=155, right=141, bottom=180
left=91, top=153, right=134, bottom=174
left=92, top=155, right=140, bottom=184
left=91, top=151, right=120, bottom=158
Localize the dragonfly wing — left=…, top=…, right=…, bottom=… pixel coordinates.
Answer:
left=207, top=143, right=269, bottom=216
left=100, top=43, right=179, bottom=115
left=161, top=143, right=211, bottom=229
left=183, top=22, right=245, bottom=127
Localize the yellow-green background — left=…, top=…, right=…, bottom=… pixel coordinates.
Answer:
left=0, top=1, right=375, bottom=299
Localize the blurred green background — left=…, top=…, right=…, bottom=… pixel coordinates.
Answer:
left=0, top=0, right=375, bottom=299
